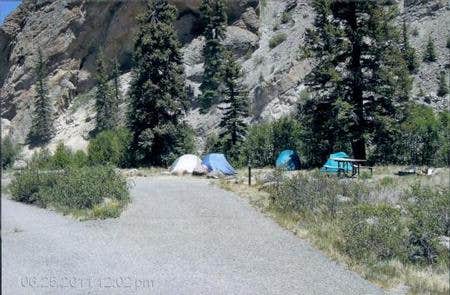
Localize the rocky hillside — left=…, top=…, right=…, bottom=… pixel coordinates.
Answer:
left=1, top=0, right=449, bottom=156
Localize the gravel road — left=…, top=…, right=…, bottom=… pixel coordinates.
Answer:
left=2, top=176, right=382, bottom=294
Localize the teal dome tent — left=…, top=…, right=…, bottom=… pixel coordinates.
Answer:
left=275, top=150, right=301, bottom=171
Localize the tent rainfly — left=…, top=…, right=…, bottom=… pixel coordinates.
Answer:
left=169, top=154, right=205, bottom=175
left=202, top=153, right=236, bottom=176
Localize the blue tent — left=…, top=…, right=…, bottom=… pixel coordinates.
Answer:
left=276, top=150, right=301, bottom=171
left=202, top=153, right=236, bottom=175
left=320, top=152, right=353, bottom=173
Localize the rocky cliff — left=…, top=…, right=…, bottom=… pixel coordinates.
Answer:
left=1, top=0, right=449, bottom=156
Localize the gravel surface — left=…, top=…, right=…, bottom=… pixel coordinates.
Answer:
left=2, top=176, right=382, bottom=295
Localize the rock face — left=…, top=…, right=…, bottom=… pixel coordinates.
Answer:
left=1, top=0, right=449, bottom=155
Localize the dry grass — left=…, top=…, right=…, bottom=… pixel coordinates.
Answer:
left=218, top=166, right=450, bottom=294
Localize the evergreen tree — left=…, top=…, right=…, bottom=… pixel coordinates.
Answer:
left=401, top=20, right=419, bottom=73
left=199, top=0, right=227, bottom=112
left=423, top=35, right=437, bottom=62
left=437, top=71, right=448, bottom=97
left=219, top=51, right=249, bottom=153
left=299, top=0, right=412, bottom=163
left=128, top=0, right=190, bottom=166
left=27, top=49, right=54, bottom=146
left=112, top=58, right=121, bottom=107
left=95, top=49, right=117, bottom=132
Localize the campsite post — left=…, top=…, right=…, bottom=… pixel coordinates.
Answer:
left=248, top=154, right=252, bottom=186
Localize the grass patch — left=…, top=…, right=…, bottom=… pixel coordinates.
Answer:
left=269, top=33, right=287, bottom=49
left=69, top=89, right=95, bottom=114
left=219, top=168, right=450, bottom=293
left=9, top=166, right=130, bottom=220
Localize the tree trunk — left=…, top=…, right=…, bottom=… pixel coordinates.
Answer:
left=348, top=2, right=366, bottom=160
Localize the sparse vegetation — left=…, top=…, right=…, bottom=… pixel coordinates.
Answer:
left=88, top=128, right=132, bottom=167
left=437, top=71, right=448, bottom=97
left=281, top=11, right=292, bottom=24
left=423, top=35, right=437, bottom=62
left=269, top=33, right=287, bottom=49
left=220, top=168, right=450, bottom=294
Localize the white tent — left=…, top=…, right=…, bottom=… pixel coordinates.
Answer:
left=169, top=154, right=205, bottom=175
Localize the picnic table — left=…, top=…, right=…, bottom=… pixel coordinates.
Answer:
left=333, top=158, right=370, bottom=177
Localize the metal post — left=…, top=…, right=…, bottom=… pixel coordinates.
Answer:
left=248, top=165, right=251, bottom=186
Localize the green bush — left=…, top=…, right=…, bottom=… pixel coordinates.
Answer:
left=1, top=136, right=20, bottom=169
left=341, top=204, right=406, bottom=262
left=269, top=172, right=366, bottom=217
left=29, top=148, right=52, bottom=169
left=402, top=185, right=449, bottom=264
left=9, top=169, right=56, bottom=205
left=88, top=128, right=131, bottom=167
left=269, top=33, right=287, bottom=49
left=272, top=116, right=302, bottom=157
left=51, top=143, right=75, bottom=169
left=242, top=123, right=274, bottom=167
left=9, top=166, right=129, bottom=213
left=376, top=105, right=448, bottom=166
left=281, top=11, right=292, bottom=24
left=72, top=150, right=89, bottom=168
left=41, top=166, right=129, bottom=210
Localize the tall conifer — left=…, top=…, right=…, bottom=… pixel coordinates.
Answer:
left=401, top=20, right=419, bottom=73
left=300, top=0, right=412, bottom=163
left=128, top=0, right=189, bottom=166
left=219, top=51, right=249, bottom=153
left=27, top=49, right=54, bottom=146
left=199, top=0, right=227, bottom=112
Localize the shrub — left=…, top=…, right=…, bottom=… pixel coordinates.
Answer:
left=341, top=204, right=406, bottom=262
left=72, top=150, right=89, bottom=168
left=269, top=172, right=366, bottom=217
left=397, top=105, right=440, bottom=166
left=41, top=166, right=129, bottom=210
left=10, top=166, right=129, bottom=213
left=29, top=148, right=52, bottom=169
left=1, top=136, right=20, bottom=169
left=402, top=185, right=449, bottom=264
left=242, top=122, right=274, bottom=167
left=88, top=128, right=131, bottom=167
left=437, top=71, right=448, bottom=97
left=9, top=169, right=56, bottom=205
left=51, top=143, right=74, bottom=169
left=269, top=33, right=287, bottom=49
left=281, top=11, right=291, bottom=24
left=272, top=116, right=302, bottom=157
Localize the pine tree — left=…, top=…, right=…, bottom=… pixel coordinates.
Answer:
left=95, top=49, right=117, bottom=132
left=401, top=20, right=419, bottom=73
left=423, top=35, right=437, bottom=62
left=112, top=58, right=121, bottom=107
left=437, top=71, right=448, bottom=97
left=128, top=0, right=189, bottom=166
left=199, top=0, right=227, bottom=112
left=219, top=51, right=249, bottom=152
left=27, top=49, right=54, bottom=146
left=300, top=0, right=412, bottom=162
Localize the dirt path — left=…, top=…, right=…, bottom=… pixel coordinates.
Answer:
left=2, top=176, right=382, bottom=294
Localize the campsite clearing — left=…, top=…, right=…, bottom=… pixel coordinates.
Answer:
left=2, top=175, right=381, bottom=295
